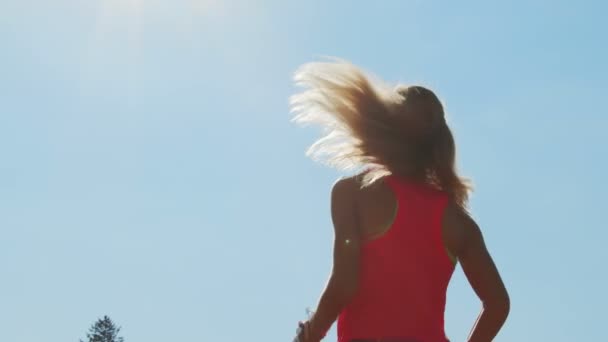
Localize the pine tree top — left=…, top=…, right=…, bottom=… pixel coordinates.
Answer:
left=81, top=315, right=124, bottom=342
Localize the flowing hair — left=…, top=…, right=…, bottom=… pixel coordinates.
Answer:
left=290, top=59, right=472, bottom=209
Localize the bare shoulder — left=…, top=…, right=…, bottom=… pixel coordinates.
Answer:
left=333, top=175, right=359, bottom=189
left=331, top=175, right=362, bottom=199
left=330, top=173, right=381, bottom=202
left=442, top=201, right=483, bottom=259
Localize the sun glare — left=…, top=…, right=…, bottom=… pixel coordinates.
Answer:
left=93, top=0, right=143, bottom=39
left=108, top=0, right=144, bottom=12
left=191, top=0, right=224, bottom=13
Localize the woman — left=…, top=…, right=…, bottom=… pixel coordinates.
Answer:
left=290, top=59, right=510, bottom=342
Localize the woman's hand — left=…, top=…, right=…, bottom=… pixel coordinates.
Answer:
left=295, top=320, right=323, bottom=342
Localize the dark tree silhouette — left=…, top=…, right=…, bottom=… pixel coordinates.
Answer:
left=80, top=315, right=124, bottom=342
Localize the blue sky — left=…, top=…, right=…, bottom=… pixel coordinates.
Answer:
left=1, top=0, right=606, bottom=341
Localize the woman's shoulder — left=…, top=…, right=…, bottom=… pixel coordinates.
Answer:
left=332, top=175, right=362, bottom=196
left=332, top=173, right=397, bottom=210
left=442, top=202, right=482, bottom=259
left=333, top=172, right=391, bottom=191
left=331, top=174, right=375, bottom=204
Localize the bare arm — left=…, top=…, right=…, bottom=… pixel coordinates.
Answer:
left=300, top=178, right=361, bottom=342
left=445, top=204, right=510, bottom=342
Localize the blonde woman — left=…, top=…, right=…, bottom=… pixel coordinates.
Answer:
left=291, top=60, right=509, bottom=342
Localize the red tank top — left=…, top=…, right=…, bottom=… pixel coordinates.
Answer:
left=337, top=176, right=455, bottom=342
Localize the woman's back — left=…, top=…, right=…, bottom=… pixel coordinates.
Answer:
left=337, top=175, right=455, bottom=342
left=290, top=59, right=509, bottom=342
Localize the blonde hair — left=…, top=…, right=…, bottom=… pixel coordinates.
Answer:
left=290, top=59, right=472, bottom=208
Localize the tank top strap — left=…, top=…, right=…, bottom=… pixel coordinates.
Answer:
left=383, top=174, right=402, bottom=193
left=383, top=174, right=415, bottom=200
